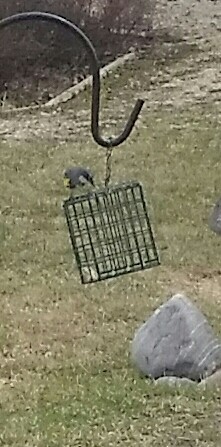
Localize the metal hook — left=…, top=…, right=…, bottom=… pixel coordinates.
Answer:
left=0, top=12, right=144, bottom=148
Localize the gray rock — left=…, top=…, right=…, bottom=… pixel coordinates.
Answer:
left=131, top=294, right=221, bottom=381
left=209, top=197, right=221, bottom=235
left=155, top=376, right=195, bottom=387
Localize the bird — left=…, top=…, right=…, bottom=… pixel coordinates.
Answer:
left=208, top=197, right=221, bottom=235
left=63, top=166, right=95, bottom=190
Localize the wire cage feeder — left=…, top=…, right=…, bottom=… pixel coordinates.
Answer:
left=63, top=182, right=160, bottom=284
left=0, top=12, right=160, bottom=284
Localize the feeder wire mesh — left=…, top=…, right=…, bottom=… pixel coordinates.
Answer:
left=63, top=182, right=160, bottom=284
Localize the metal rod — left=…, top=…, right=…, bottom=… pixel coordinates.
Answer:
left=0, top=11, right=144, bottom=148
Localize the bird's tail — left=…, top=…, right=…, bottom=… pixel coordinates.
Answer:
left=85, top=172, right=95, bottom=186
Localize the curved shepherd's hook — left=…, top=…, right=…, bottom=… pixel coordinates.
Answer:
left=0, top=12, right=144, bottom=148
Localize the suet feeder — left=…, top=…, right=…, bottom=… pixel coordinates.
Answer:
left=63, top=182, right=159, bottom=284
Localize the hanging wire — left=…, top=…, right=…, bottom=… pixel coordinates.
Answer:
left=104, top=148, right=113, bottom=187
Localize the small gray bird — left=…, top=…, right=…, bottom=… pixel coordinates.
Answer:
left=209, top=197, right=221, bottom=235
left=64, top=166, right=95, bottom=190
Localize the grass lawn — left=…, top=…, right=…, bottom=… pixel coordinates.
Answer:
left=0, top=40, right=221, bottom=446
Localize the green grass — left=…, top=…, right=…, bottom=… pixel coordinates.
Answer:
left=1, top=373, right=220, bottom=446
left=0, top=42, right=221, bottom=446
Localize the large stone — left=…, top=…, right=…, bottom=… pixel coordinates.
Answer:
left=131, top=294, right=221, bottom=381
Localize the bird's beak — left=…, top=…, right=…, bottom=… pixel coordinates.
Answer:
left=64, top=178, right=70, bottom=188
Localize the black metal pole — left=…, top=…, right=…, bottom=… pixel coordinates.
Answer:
left=0, top=12, right=144, bottom=148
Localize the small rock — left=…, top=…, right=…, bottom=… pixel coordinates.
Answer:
left=209, top=198, right=221, bottom=235
left=155, top=376, right=195, bottom=387
left=199, top=368, right=221, bottom=389
left=131, top=294, right=221, bottom=381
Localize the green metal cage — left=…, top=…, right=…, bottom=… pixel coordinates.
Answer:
left=63, top=181, right=160, bottom=284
